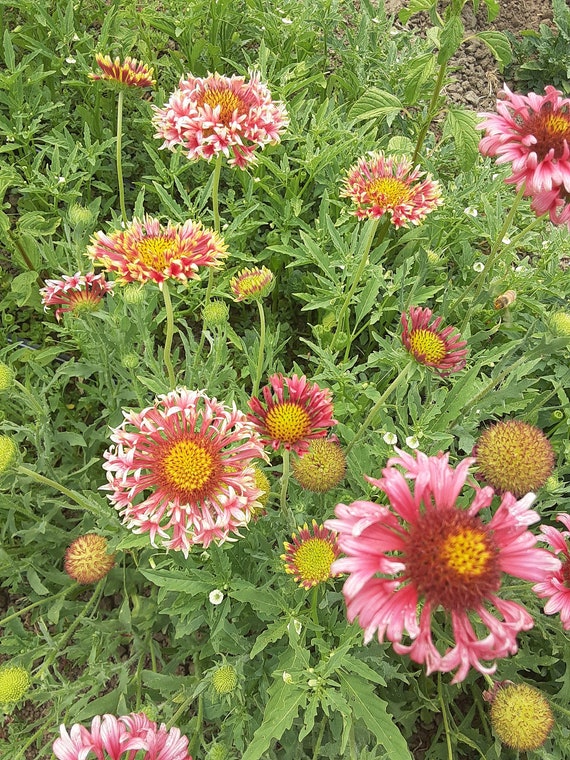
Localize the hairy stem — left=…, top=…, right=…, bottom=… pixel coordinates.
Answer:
left=161, top=280, right=177, bottom=388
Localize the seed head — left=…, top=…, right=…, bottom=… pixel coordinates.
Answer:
left=64, top=534, right=115, bottom=584
left=291, top=439, right=346, bottom=492
left=487, top=682, right=554, bottom=752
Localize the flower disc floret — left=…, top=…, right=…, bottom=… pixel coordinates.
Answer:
left=53, top=712, right=192, bottom=760
left=325, top=448, right=561, bottom=683
left=282, top=521, right=341, bottom=589
left=153, top=71, right=288, bottom=169
left=474, top=419, right=555, bottom=497
left=40, top=272, right=114, bottom=321
left=88, top=216, right=227, bottom=287
left=533, top=513, right=570, bottom=629
left=230, top=266, right=274, bottom=301
left=478, top=84, right=570, bottom=194
left=64, top=534, right=115, bottom=584
left=248, top=373, right=337, bottom=454
left=89, top=53, right=156, bottom=89
left=341, top=152, right=442, bottom=226
left=103, top=389, right=267, bottom=555
left=401, top=307, right=468, bottom=375
left=488, top=682, right=554, bottom=751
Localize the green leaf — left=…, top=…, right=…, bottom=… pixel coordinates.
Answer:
left=354, top=276, right=381, bottom=330
left=17, top=210, right=60, bottom=236
left=437, top=15, right=464, bottom=64
left=140, top=568, right=216, bottom=595
left=2, top=29, right=15, bottom=70
left=398, top=0, right=435, bottom=24
left=442, top=108, right=480, bottom=171
left=348, top=88, right=402, bottom=125
left=338, top=672, right=412, bottom=759
left=11, top=271, right=39, bottom=307
left=342, top=654, right=387, bottom=687
left=475, top=31, right=512, bottom=70
left=250, top=619, right=289, bottom=658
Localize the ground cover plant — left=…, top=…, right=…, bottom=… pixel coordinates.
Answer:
left=1, top=0, right=570, bottom=757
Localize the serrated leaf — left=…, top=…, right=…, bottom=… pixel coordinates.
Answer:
left=17, top=210, right=60, bottom=236
left=475, top=31, right=512, bottom=70
left=443, top=108, right=480, bottom=171
left=241, top=680, right=307, bottom=760
left=338, top=672, right=412, bottom=759
left=140, top=568, right=216, bottom=595
left=342, top=654, right=387, bottom=686
left=437, top=15, right=464, bottom=64
left=250, top=619, right=289, bottom=658
left=398, top=0, right=435, bottom=24
left=348, top=88, right=402, bottom=124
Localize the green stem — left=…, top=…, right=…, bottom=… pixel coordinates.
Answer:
left=551, top=700, right=570, bottom=720
left=280, top=448, right=295, bottom=528
left=161, top=281, right=177, bottom=388
left=17, top=466, right=99, bottom=515
left=252, top=299, right=266, bottom=397
left=411, top=60, right=447, bottom=165
left=310, top=585, right=321, bottom=638
left=14, top=379, right=45, bottom=418
left=312, top=715, right=327, bottom=760
left=116, top=89, right=128, bottom=225
left=345, top=360, right=414, bottom=457
left=438, top=673, right=453, bottom=760
left=0, top=585, right=74, bottom=627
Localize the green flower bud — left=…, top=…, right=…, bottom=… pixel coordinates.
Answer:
left=202, top=300, right=229, bottom=328
left=0, top=362, right=14, bottom=392
left=68, top=203, right=95, bottom=227
left=0, top=436, right=17, bottom=473
left=212, top=664, right=238, bottom=694
left=0, top=665, right=30, bottom=704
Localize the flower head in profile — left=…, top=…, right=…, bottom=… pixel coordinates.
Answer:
left=230, top=266, right=274, bottom=302
left=325, top=449, right=561, bottom=683
left=533, top=513, right=570, bottom=629
left=248, top=374, right=337, bottom=454
left=401, top=306, right=468, bottom=375
left=341, top=152, right=442, bottom=226
left=153, top=71, right=288, bottom=169
left=291, top=438, right=346, bottom=492
left=40, top=272, right=114, bottom=321
left=485, top=681, right=554, bottom=752
left=64, top=534, right=115, bottom=584
left=282, top=521, right=341, bottom=589
left=89, top=53, right=156, bottom=89
left=478, top=84, right=570, bottom=194
left=53, top=712, right=192, bottom=760
left=103, top=389, right=267, bottom=555
left=88, top=216, right=227, bottom=287
left=474, top=419, right=555, bottom=497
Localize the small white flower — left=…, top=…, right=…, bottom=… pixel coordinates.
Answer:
left=209, top=589, right=224, bottom=605
left=383, top=432, right=398, bottom=446
left=282, top=671, right=293, bottom=684
left=464, top=206, right=478, bottom=217
left=65, top=56, right=76, bottom=64
left=473, top=261, right=485, bottom=272
left=72, top=33, right=80, bottom=41
left=308, top=678, right=318, bottom=688
left=492, top=173, right=499, bottom=180
left=281, top=17, right=293, bottom=24
left=502, top=236, right=511, bottom=245
left=57, top=176, right=66, bottom=184
left=405, top=435, right=420, bottom=449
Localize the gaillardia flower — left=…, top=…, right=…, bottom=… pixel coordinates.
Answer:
left=474, top=419, right=555, bottom=497
left=533, top=513, right=570, bottom=629
left=64, top=534, right=115, bottom=584
left=153, top=71, right=288, bottom=169
left=40, top=272, right=114, bottom=321
left=478, top=84, right=570, bottom=194
left=248, top=373, right=337, bottom=454
left=401, top=306, right=468, bottom=375
left=103, top=389, right=267, bottom=555
left=282, top=521, right=341, bottom=589
left=0, top=665, right=30, bottom=704
left=291, top=438, right=346, bottom=492
left=325, top=449, right=560, bottom=683
left=88, top=216, right=227, bottom=287
left=485, top=681, right=554, bottom=752
left=341, top=152, right=442, bottom=226
left=230, top=266, right=274, bottom=302
left=89, top=53, right=156, bottom=89
left=53, top=712, right=192, bottom=760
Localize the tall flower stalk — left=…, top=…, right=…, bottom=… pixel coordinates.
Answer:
left=115, top=89, right=128, bottom=224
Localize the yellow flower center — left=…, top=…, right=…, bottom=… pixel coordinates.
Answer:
left=292, top=538, right=336, bottom=585
left=265, top=402, right=312, bottom=444
left=136, top=237, right=176, bottom=271
left=490, top=683, right=554, bottom=751
left=408, top=328, right=446, bottom=363
left=439, top=528, right=492, bottom=577
left=201, top=89, right=242, bottom=123
left=545, top=112, right=570, bottom=137
left=162, top=439, right=215, bottom=494
left=528, top=106, right=570, bottom=160
left=368, top=177, right=412, bottom=208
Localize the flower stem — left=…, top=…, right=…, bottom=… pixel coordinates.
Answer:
left=280, top=448, right=295, bottom=528
left=161, top=280, right=177, bottom=388
left=310, top=585, right=322, bottom=638
left=17, top=466, right=100, bottom=515
left=0, top=585, right=74, bottom=628
left=116, top=89, right=128, bottom=225
left=438, top=672, right=454, bottom=760
left=411, top=60, right=447, bottom=165
left=345, top=360, right=414, bottom=456
left=252, top=299, right=266, bottom=397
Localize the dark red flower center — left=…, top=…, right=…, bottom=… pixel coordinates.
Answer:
left=404, top=508, right=501, bottom=610
left=525, top=104, right=570, bottom=161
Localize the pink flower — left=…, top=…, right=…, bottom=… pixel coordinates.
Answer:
left=88, top=216, right=227, bottom=287
left=533, top=513, right=570, bottom=629
left=478, top=84, right=570, bottom=194
left=153, top=71, right=288, bottom=169
left=248, top=374, right=337, bottom=454
left=325, top=449, right=560, bottom=684
left=40, top=272, right=114, bottom=321
left=53, top=712, right=192, bottom=760
left=341, top=152, right=442, bottom=226
left=401, top=306, right=468, bottom=375
left=103, top=389, right=267, bottom=556
left=528, top=185, right=570, bottom=229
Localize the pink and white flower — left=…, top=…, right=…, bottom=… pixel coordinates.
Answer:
left=103, top=389, right=267, bottom=555
left=325, top=449, right=560, bottom=684
left=40, top=272, right=114, bottom=321
left=153, top=71, right=288, bottom=169
left=401, top=306, right=468, bottom=375
left=533, top=513, right=570, bottom=629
